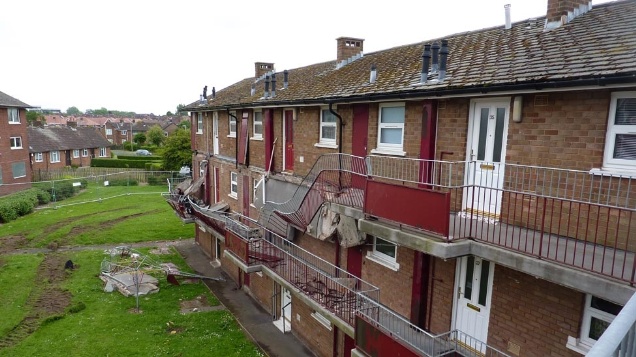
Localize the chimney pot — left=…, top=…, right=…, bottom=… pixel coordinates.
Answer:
left=439, top=39, right=449, bottom=81
left=369, top=64, right=377, bottom=84
left=283, top=70, right=289, bottom=89
left=431, top=42, right=440, bottom=73
left=212, top=87, right=216, bottom=99
left=264, top=75, right=270, bottom=99
left=421, top=44, right=431, bottom=83
left=271, top=73, right=277, bottom=98
left=505, top=4, right=511, bottom=30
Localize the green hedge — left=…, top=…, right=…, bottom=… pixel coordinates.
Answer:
left=0, top=188, right=43, bottom=223
left=121, top=155, right=161, bottom=161
left=107, top=179, right=138, bottom=186
left=147, top=175, right=170, bottom=186
left=91, top=158, right=151, bottom=169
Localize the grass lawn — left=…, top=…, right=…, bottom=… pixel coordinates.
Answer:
left=0, top=249, right=262, bottom=357
left=0, top=185, right=193, bottom=248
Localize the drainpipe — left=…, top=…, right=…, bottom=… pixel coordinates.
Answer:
left=227, top=109, right=238, bottom=169
left=328, top=102, right=344, bottom=190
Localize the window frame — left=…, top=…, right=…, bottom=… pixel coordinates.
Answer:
left=8, top=108, right=19, bottom=124
left=73, top=149, right=80, bottom=158
left=366, top=236, right=400, bottom=271
left=34, top=152, right=43, bottom=162
left=580, top=294, right=622, bottom=347
left=197, top=113, right=203, bottom=134
left=50, top=151, right=61, bottom=163
left=11, top=162, right=26, bottom=179
left=252, top=110, right=263, bottom=140
left=373, top=102, right=406, bottom=156
left=603, top=92, right=636, bottom=172
left=318, top=108, right=338, bottom=147
left=82, top=149, right=89, bottom=157
left=229, top=172, right=238, bottom=198
left=99, top=147, right=107, bottom=157
left=106, top=128, right=113, bottom=136
left=10, top=136, right=22, bottom=149
left=228, top=111, right=237, bottom=137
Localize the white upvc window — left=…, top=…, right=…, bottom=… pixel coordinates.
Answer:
left=252, top=177, right=260, bottom=204
left=82, top=149, right=89, bottom=157
left=8, top=108, right=19, bottom=123
left=581, top=295, right=622, bottom=346
left=99, top=147, right=107, bottom=157
left=10, top=136, right=22, bottom=149
left=228, top=111, right=237, bottom=137
left=106, top=128, right=113, bottom=135
left=603, top=92, right=636, bottom=172
left=50, top=151, right=60, bottom=163
left=319, top=108, right=337, bottom=145
left=12, top=162, right=26, bottom=178
left=121, top=130, right=127, bottom=136
left=253, top=110, right=263, bottom=139
left=197, top=113, right=203, bottom=134
left=366, top=236, right=400, bottom=271
left=229, top=172, right=238, bottom=198
left=34, top=153, right=43, bottom=162
left=73, top=149, right=80, bottom=158
left=373, top=102, right=406, bottom=155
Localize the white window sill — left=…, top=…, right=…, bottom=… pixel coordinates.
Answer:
left=256, top=271, right=263, bottom=277
left=13, top=175, right=26, bottom=179
left=250, top=136, right=263, bottom=141
left=366, top=252, right=400, bottom=271
left=566, top=336, right=591, bottom=355
left=196, top=131, right=203, bottom=135
left=10, top=147, right=23, bottom=150
left=227, top=134, right=236, bottom=138
left=35, top=161, right=43, bottom=163
left=9, top=122, right=21, bottom=125
left=311, top=312, right=332, bottom=330
left=228, top=193, right=237, bottom=200
left=590, top=167, right=636, bottom=178
left=314, top=142, right=338, bottom=149
left=370, top=148, right=406, bottom=157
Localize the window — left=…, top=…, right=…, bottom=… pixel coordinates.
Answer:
left=229, top=111, right=237, bottom=137
left=121, top=130, right=127, bottom=135
left=82, top=149, right=89, bottom=157
left=373, top=103, right=406, bottom=155
left=581, top=295, right=622, bottom=345
left=230, top=172, right=238, bottom=198
left=197, top=113, right=203, bottom=134
left=73, top=149, right=80, bottom=158
left=12, top=162, right=26, bottom=178
left=603, top=92, right=636, bottom=172
left=8, top=108, right=19, bottom=123
left=253, top=111, right=263, bottom=139
left=106, top=128, right=113, bottom=135
left=317, top=108, right=338, bottom=146
left=367, top=236, right=400, bottom=270
left=10, top=137, right=22, bottom=149
left=252, top=177, right=261, bottom=204
left=34, top=153, right=43, bottom=162
left=99, top=147, right=107, bottom=157
left=50, top=151, right=60, bottom=163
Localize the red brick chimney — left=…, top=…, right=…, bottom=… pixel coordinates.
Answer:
left=255, top=62, right=274, bottom=79
left=336, top=37, right=364, bottom=62
left=545, top=0, right=592, bottom=30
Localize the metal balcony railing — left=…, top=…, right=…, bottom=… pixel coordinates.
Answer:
left=587, top=292, right=636, bottom=357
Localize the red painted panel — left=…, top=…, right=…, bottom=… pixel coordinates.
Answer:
left=225, top=230, right=248, bottom=263
left=355, top=316, right=420, bottom=357
left=214, top=167, right=220, bottom=203
left=347, top=246, right=363, bottom=279
left=242, top=175, right=250, bottom=219
left=264, top=109, right=274, bottom=171
left=238, top=111, right=249, bottom=165
left=284, top=110, right=294, bottom=171
left=364, top=179, right=450, bottom=237
left=204, top=164, right=211, bottom=205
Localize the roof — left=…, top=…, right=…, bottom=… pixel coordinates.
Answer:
left=187, top=0, right=636, bottom=111
left=0, top=90, right=31, bottom=108
left=28, top=126, right=112, bottom=153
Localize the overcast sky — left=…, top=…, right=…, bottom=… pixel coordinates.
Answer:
left=1, top=0, right=614, bottom=115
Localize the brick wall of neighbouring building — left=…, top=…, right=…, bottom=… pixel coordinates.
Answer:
left=292, top=294, right=334, bottom=357
left=428, top=257, right=456, bottom=334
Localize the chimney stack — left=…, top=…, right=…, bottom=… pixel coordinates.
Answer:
left=255, top=62, right=275, bottom=78
left=504, top=4, right=511, bottom=30
left=336, top=37, right=364, bottom=62
left=67, top=121, right=77, bottom=128
left=545, top=0, right=592, bottom=30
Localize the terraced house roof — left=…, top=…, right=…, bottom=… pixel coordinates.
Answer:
left=28, top=126, right=112, bottom=153
left=0, top=90, right=31, bottom=108
left=186, top=0, right=636, bottom=111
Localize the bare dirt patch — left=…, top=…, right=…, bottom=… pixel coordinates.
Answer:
left=0, top=235, right=28, bottom=254
left=179, top=294, right=225, bottom=314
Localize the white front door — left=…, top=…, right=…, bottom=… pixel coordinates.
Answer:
left=454, top=256, right=495, bottom=354
left=212, top=112, right=219, bottom=155
left=464, top=99, right=510, bottom=219
left=273, top=287, right=292, bottom=333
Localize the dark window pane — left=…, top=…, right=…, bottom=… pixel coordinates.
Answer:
left=477, top=108, right=489, bottom=161
left=478, top=260, right=491, bottom=306
left=375, top=237, right=396, bottom=258
left=588, top=317, right=611, bottom=340
left=614, top=134, right=636, bottom=160
left=464, top=256, right=474, bottom=300
left=591, top=296, right=623, bottom=315
left=615, top=98, right=636, bottom=125
left=492, top=108, right=505, bottom=162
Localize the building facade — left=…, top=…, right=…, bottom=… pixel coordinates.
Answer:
left=0, top=91, right=32, bottom=196
left=170, top=1, right=636, bottom=356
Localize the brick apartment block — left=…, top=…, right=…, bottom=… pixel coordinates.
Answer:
left=0, top=91, right=32, bottom=196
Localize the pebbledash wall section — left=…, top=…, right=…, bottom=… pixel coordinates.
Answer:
left=192, top=87, right=633, bottom=357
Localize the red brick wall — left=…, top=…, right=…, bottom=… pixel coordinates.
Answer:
left=295, top=233, right=337, bottom=265
left=489, top=265, right=584, bottom=357
left=196, top=227, right=213, bottom=258
left=0, top=107, right=32, bottom=196
left=292, top=295, right=334, bottom=357
left=246, top=272, right=275, bottom=315
left=428, top=257, right=456, bottom=334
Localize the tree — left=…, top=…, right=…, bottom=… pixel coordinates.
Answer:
left=166, top=111, right=174, bottom=116
left=66, top=106, right=82, bottom=115
left=179, top=120, right=190, bottom=129
left=92, top=107, right=109, bottom=116
left=26, top=111, right=44, bottom=124
left=162, top=128, right=192, bottom=171
left=146, top=125, right=166, bottom=147
left=176, top=104, right=187, bottom=115
left=133, top=133, right=146, bottom=145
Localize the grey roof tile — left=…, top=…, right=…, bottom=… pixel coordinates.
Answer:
left=28, top=126, right=112, bottom=153
left=0, top=90, right=31, bottom=108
